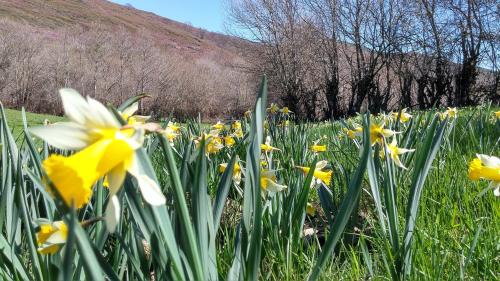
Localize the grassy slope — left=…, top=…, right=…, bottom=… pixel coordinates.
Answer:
left=3, top=108, right=64, bottom=141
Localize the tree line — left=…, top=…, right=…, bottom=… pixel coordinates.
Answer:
left=228, top=0, right=499, bottom=119
left=0, top=20, right=255, bottom=119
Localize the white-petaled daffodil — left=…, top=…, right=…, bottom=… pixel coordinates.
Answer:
left=36, top=220, right=68, bottom=254
left=296, top=160, right=333, bottom=186
left=391, top=108, right=412, bottom=123
left=260, top=169, right=287, bottom=192
left=30, top=89, right=166, bottom=233
left=382, top=138, right=415, bottom=169
left=468, top=154, right=500, bottom=196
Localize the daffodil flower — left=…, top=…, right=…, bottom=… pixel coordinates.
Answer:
left=167, top=121, right=181, bottom=133
left=391, top=108, right=412, bottom=123
left=310, top=137, right=327, bottom=153
left=296, top=160, right=333, bottom=186
left=267, top=103, right=279, bottom=114
left=224, top=135, right=236, bottom=147
left=161, top=126, right=179, bottom=146
left=310, top=144, right=327, bottom=153
left=233, top=128, right=244, bottom=138
left=212, top=121, right=225, bottom=131
left=306, top=202, right=316, bottom=216
left=343, top=126, right=363, bottom=139
left=382, top=138, right=415, bottom=169
left=30, top=89, right=166, bottom=233
left=260, top=169, right=287, bottom=192
left=370, top=123, right=396, bottom=146
left=261, top=136, right=280, bottom=153
left=438, top=107, right=458, bottom=120
left=120, top=102, right=150, bottom=125
left=280, top=107, right=292, bottom=115
left=195, top=132, right=224, bottom=155
left=493, top=111, right=500, bottom=120
left=36, top=221, right=68, bottom=254
left=232, top=121, right=242, bottom=130
left=278, top=120, right=290, bottom=127
left=219, top=161, right=243, bottom=186
left=468, top=154, right=500, bottom=196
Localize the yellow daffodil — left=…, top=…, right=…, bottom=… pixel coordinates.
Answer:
left=36, top=221, right=68, bottom=254
left=278, top=120, right=290, bottom=127
left=391, top=108, right=412, bottom=123
left=224, top=135, right=236, bottom=147
left=382, top=138, right=415, bottom=169
left=196, top=132, right=224, bottom=155
left=267, top=103, right=279, bottom=114
left=212, top=121, right=225, bottom=131
left=296, top=160, right=333, bottom=186
left=343, top=126, right=363, bottom=139
left=261, top=136, right=280, bottom=153
left=494, top=111, right=500, bottom=119
left=232, top=121, right=242, bottom=130
left=370, top=123, right=396, bottom=146
left=310, top=144, right=327, bottom=153
left=30, top=89, right=166, bottom=233
left=280, top=107, right=292, bottom=115
left=260, top=169, right=287, bottom=192
left=233, top=128, right=244, bottom=138
left=306, top=202, right=316, bottom=216
left=206, top=137, right=224, bottom=154
left=219, top=161, right=242, bottom=186
left=167, top=121, right=181, bottom=133
left=468, top=154, right=500, bottom=196
left=120, top=102, right=150, bottom=125
left=439, top=107, right=458, bottom=120
left=162, top=126, right=179, bottom=146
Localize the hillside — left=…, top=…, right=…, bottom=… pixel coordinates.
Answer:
left=0, top=0, right=256, bottom=120
left=0, top=0, right=248, bottom=61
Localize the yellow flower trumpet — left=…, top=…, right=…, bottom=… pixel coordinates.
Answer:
left=468, top=154, right=500, bottom=196
left=296, top=160, right=333, bottom=186
left=36, top=221, right=68, bottom=254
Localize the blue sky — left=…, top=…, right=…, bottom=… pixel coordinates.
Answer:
left=110, top=0, right=226, bottom=33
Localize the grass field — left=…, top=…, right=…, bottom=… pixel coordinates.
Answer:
left=2, top=108, right=64, bottom=141
left=0, top=86, right=498, bottom=281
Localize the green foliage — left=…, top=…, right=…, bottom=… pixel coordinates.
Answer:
left=0, top=92, right=498, bottom=281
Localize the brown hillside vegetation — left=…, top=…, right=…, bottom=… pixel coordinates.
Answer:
left=0, top=0, right=257, bottom=119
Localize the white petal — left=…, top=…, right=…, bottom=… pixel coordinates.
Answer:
left=477, top=154, right=500, bottom=167
left=45, top=230, right=66, bottom=245
left=126, top=153, right=166, bottom=206
left=135, top=174, right=166, bottom=206
left=86, top=96, right=120, bottom=128
left=393, top=156, right=407, bottom=170
left=121, top=102, right=138, bottom=117
left=316, top=160, right=328, bottom=170
left=397, top=148, right=415, bottom=155
left=105, top=195, right=121, bottom=233
left=265, top=179, right=287, bottom=192
left=265, top=135, right=272, bottom=146
left=107, top=164, right=127, bottom=195
left=492, top=182, right=500, bottom=197
left=30, top=123, right=92, bottom=150
left=60, top=88, right=90, bottom=125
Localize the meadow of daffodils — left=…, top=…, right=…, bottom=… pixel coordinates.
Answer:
left=0, top=78, right=498, bottom=280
